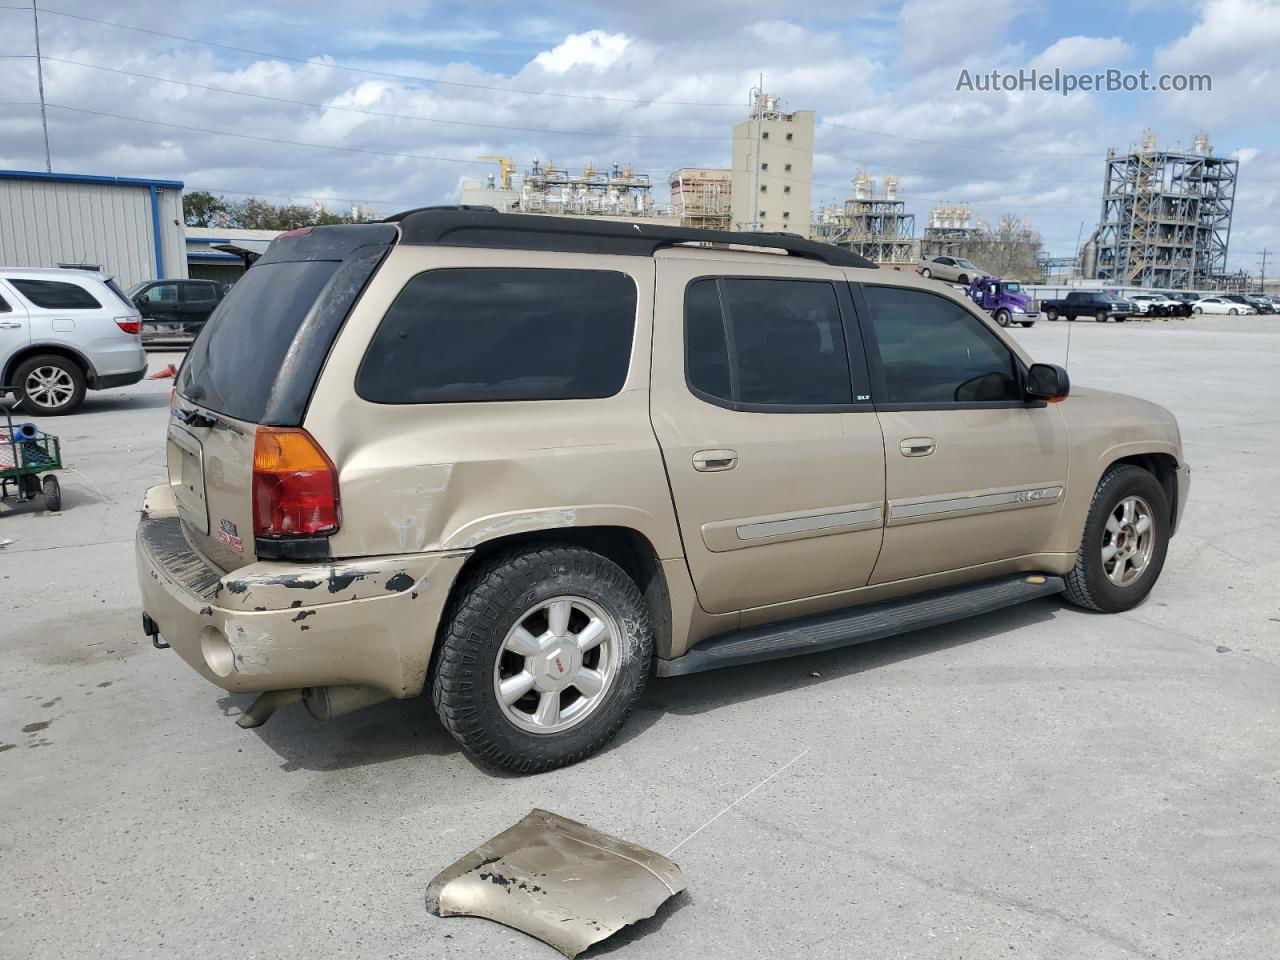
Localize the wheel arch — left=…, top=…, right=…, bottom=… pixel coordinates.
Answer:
left=438, top=525, right=676, bottom=665
left=3, top=343, right=98, bottom=389
left=1105, top=452, right=1179, bottom=532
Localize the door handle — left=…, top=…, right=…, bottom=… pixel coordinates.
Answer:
left=900, top=437, right=936, bottom=457
left=0, top=321, right=22, bottom=329
left=693, top=449, right=737, bottom=472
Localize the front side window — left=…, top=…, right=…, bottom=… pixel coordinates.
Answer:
left=685, top=277, right=853, bottom=407
left=8, top=279, right=101, bottom=309
left=141, top=283, right=179, bottom=304
left=862, top=285, right=1021, bottom=405
left=357, top=268, right=636, bottom=404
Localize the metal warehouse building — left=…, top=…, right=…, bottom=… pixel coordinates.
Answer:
left=0, top=169, right=187, bottom=289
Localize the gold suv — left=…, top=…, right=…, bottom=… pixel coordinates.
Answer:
left=136, top=210, right=1189, bottom=771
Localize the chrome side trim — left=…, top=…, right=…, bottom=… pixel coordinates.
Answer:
left=737, top=506, right=883, bottom=541
left=890, top=485, right=1063, bottom=521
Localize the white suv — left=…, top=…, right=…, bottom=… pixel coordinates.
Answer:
left=0, top=267, right=147, bottom=414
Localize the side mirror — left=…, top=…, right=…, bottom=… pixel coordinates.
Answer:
left=1026, top=363, right=1070, bottom=402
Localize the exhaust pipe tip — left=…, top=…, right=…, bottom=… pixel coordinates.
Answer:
left=236, top=688, right=304, bottom=728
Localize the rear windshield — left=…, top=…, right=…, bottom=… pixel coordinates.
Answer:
left=177, top=260, right=339, bottom=422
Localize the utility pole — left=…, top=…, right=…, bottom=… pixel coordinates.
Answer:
left=749, top=74, right=763, bottom=232
left=1258, top=248, right=1271, bottom=293
left=31, top=0, right=51, bottom=172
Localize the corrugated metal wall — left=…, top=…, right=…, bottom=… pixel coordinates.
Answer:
left=0, top=178, right=188, bottom=288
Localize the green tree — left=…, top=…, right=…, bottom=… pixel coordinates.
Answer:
left=182, top=190, right=230, bottom=227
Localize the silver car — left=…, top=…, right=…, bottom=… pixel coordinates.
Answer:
left=918, top=255, right=989, bottom=284
left=0, top=267, right=147, bottom=414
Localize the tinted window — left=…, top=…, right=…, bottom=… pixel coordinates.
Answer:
left=182, top=283, right=218, bottom=304
left=140, top=283, right=179, bottom=304
left=357, top=268, right=636, bottom=404
left=177, top=260, right=339, bottom=422
left=0, top=293, right=9, bottom=312
left=9, top=279, right=101, bottom=309
left=685, top=277, right=852, bottom=407
left=862, top=286, right=1020, bottom=404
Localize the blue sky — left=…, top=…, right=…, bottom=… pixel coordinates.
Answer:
left=1, top=0, right=1277, bottom=269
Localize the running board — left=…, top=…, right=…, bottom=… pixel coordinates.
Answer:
left=656, top=574, right=1065, bottom=677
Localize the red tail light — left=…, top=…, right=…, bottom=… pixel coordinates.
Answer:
left=251, top=427, right=341, bottom=538
left=116, top=318, right=141, bottom=334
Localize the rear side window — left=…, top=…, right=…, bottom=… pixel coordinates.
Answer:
left=0, top=293, right=9, bottom=312
left=177, top=260, right=339, bottom=421
left=685, top=277, right=853, bottom=407
left=8, top=279, right=101, bottom=309
left=861, top=285, right=1020, bottom=404
left=357, top=268, right=637, bottom=404
left=181, top=283, right=218, bottom=304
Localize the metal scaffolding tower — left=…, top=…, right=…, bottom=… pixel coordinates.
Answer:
left=919, top=202, right=974, bottom=258
left=813, top=173, right=915, bottom=263
left=520, top=160, right=658, bottom=217
left=1096, top=132, right=1238, bottom=289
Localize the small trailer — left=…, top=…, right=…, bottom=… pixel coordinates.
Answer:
left=0, top=396, right=62, bottom=511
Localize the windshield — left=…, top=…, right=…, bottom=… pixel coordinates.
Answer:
left=1003, top=282, right=1021, bottom=292
left=125, top=282, right=146, bottom=298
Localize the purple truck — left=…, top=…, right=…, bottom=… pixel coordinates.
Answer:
left=966, top=277, right=1039, bottom=328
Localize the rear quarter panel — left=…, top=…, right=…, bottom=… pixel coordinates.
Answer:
left=305, top=246, right=684, bottom=563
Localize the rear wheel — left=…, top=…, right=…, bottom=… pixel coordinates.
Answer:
left=431, top=543, right=654, bottom=772
left=41, top=475, right=61, bottom=512
left=14, top=354, right=86, bottom=415
left=1046, top=307, right=1060, bottom=321
left=1095, top=310, right=1108, bottom=322
left=1193, top=306, right=1203, bottom=314
left=920, top=268, right=932, bottom=279
left=1062, top=465, right=1170, bottom=613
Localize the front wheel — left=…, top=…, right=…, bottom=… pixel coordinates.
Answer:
left=1062, top=464, right=1170, bottom=613
left=957, top=274, right=969, bottom=284
left=994, top=309, right=1011, bottom=327
left=1228, top=308, right=1239, bottom=315
left=431, top=544, right=654, bottom=773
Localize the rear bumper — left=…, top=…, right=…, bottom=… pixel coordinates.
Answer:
left=92, top=365, right=147, bottom=389
left=135, top=484, right=469, bottom=698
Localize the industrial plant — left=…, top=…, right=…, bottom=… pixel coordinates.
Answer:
left=450, top=93, right=1251, bottom=292
left=1093, top=131, right=1240, bottom=290
left=812, top=173, right=916, bottom=265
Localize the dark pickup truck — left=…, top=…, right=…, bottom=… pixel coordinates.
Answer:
left=1041, top=291, right=1137, bottom=322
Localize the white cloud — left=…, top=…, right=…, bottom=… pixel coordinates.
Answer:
left=1032, top=36, right=1134, bottom=70
left=533, top=31, right=631, bottom=73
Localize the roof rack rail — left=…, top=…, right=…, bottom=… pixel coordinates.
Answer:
left=386, top=208, right=877, bottom=268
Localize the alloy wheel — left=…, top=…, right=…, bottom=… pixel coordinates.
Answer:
left=493, top=596, right=619, bottom=735
left=1102, top=495, right=1156, bottom=587
left=24, top=365, right=75, bottom=409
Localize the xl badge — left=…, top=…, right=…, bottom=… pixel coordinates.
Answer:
left=217, top=518, right=243, bottom=552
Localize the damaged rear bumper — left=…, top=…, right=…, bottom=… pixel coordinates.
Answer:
left=135, top=483, right=469, bottom=701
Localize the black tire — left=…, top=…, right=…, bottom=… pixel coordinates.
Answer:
left=920, top=268, right=932, bottom=279
left=41, top=475, right=61, bottom=512
left=994, top=309, right=1011, bottom=327
left=1228, top=308, right=1238, bottom=315
left=14, top=354, right=87, bottom=415
left=431, top=543, right=654, bottom=773
left=1046, top=307, right=1059, bottom=321
left=1062, top=464, right=1170, bottom=613
left=1095, top=310, right=1108, bottom=322
left=958, top=274, right=969, bottom=284
left=1019, top=321, right=1035, bottom=328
